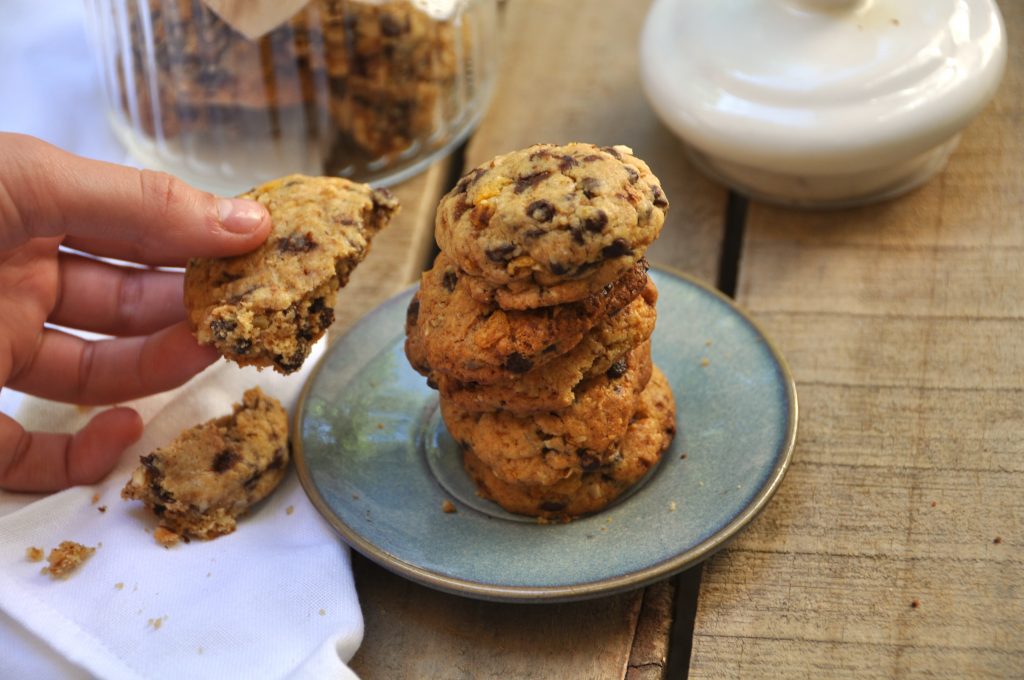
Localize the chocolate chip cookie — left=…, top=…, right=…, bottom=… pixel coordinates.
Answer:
left=121, top=387, right=289, bottom=545
left=462, top=366, right=676, bottom=519
left=185, top=174, right=399, bottom=374
left=435, top=142, right=668, bottom=310
left=437, top=279, right=658, bottom=413
left=440, top=342, right=653, bottom=488
left=407, top=252, right=648, bottom=385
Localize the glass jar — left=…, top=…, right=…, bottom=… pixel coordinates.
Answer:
left=83, top=0, right=499, bottom=193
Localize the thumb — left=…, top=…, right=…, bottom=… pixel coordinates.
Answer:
left=0, top=133, right=271, bottom=264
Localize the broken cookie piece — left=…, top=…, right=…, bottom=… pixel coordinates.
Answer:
left=41, top=541, right=96, bottom=579
left=185, top=174, right=400, bottom=374
left=121, top=387, right=289, bottom=544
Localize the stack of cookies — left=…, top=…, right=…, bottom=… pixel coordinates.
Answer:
left=406, top=143, right=677, bottom=520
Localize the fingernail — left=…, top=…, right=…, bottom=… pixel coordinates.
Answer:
left=217, top=198, right=268, bottom=234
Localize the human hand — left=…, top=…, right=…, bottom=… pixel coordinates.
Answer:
left=0, top=133, right=272, bottom=492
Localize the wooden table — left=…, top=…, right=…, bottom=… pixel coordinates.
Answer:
left=330, top=2, right=1024, bottom=677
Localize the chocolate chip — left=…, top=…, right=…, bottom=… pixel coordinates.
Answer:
left=153, top=503, right=166, bottom=516
left=602, top=238, right=632, bottom=259
left=470, top=203, right=495, bottom=229
left=652, top=185, right=669, bottom=209
left=318, top=306, right=335, bottom=329
left=606, top=359, right=628, bottom=379
left=602, top=146, right=623, bottom=159
left=426, top=376, right=438, bottom=389
left=379, top=14, right=405, bottom=37
left=582, top=154, right=603, bottom=162
left=486, top=244, right=516, bottom=263
left=529, top=148, right=553, bottom=161
left=581, top=176, right=602, bottom=198
left=406, top=297, right=420, bottom=324
left=558, top=155, right=578, bottom=171
left=277, top=232, right=317, bottom=253
left=524, top=228, right=547, bottom=240
left=215, top=271, right=243, bottom=286
left=571, top=228, right=585, bottom=245
left=540, top=501, right=567, bottom=512
left=233, top=339, right=252, bottom=355
left=212, top=450, right=238, bottom=473
left=309, top=297, right=326, bottom=313
left=274, top=351, right=306, bottom=373
left=141, top=454, right=161, bottom=476
left=543, top=343, right=558, bottom=353
left=452, top=198, right=473, bottom=220
left=243, top=471, right=263, bottom=490
left=549, top=262, right=568, bottom=275
left=579, top=450, right=600, bottom=473
left=503, top=353, right=534, bottom=373
left=210, top=318, right=237, bottom=340
left=268, top=448, right=286, bottom=470
left=624, top=165, right=640, bottom=184
left=514, top=170, right=552, bottom=193
left=584, top=210, right=608, bottom=233
left=526, top=200, right=555, bottom=222
left=442, top=270, right=459, bottom=291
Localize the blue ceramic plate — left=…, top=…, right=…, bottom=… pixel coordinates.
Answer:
left=294, top=268, right=797, bottom=602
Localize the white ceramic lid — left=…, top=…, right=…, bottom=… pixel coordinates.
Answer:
left=640, top=0, right=1006, bottom=184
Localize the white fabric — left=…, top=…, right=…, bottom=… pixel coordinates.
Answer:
left=0, top=1, right=364, bottom=677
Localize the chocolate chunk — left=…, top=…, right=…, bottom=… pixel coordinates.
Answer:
left=549, top=262, right=568, bottom=275
left=624, top=165, right=640, bottom=184
left=277, top=232, right=317, bottom=253
left=503, top=353, right=534, bottom=373
left=529, top=148, right=553, bottom=161
left=442, top=270, right=459, bottom=291
left=540, top=501, right=567, bottom=512
left=579, top=450, right=601, bottom=473
left=581, top=176, right=603, bottom=198
left=602, top=238, right=632, bottom=259
left=141, top=454, right=161, bottom=477
left=309, top=297, right=326, bottom=313
left=514, top=170, right=552, bottom=193
left=583, top=210, right=608, bottom=233
left=606, top=359, right=628, bottom=379
left=582, top=154, right=603, bottom=162
left=318, top=306, right=335, bottom=329
left=233, top=339, right=252, bottom=355
left=571, top=227, right=585, bottom=245
left=486, top=244, right=517, bottom=263
left=211, top=450, right=238, bottom=473
left=452, top=198, right=473, bottom=220
left=652, top=185, right=669, bottom=209
left=602, top=146, right=623, bottom=159
left=526, top=199, right=555, bottom=222
left=153, top=503, right=166, bottom=516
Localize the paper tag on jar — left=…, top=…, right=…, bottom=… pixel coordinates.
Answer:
left=201, top=0, right=312, bottom=40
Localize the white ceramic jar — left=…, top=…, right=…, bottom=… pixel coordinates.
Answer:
left=640, top=0, right=1007, bottom=207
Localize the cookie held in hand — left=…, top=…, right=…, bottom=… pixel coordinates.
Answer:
left=185, top=174, right=399, bottom=374
left=121, top=387, right=289, bottom=546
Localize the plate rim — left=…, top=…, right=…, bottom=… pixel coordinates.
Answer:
left=293, top=264, right=798, bottom=602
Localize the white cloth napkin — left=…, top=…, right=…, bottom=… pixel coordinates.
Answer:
left=0, top=1, right=364, bottom=677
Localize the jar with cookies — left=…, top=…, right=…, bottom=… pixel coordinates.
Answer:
left=83, top=0, right=499, bottom=194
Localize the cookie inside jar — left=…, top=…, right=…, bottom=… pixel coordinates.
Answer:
left=88, top=0, right=499, bottom=193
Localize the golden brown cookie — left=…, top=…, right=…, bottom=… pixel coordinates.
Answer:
left=436, top=279, right=658, bottom=413
left=435, top=142, right=668, bottom=309
left=406, top=252, right=648, bottom=385
left=463, top=366, right=676, bottom=519
left=440, top=342, right=653, bottom=488
left=185, top=174, right=398, bottom=374
left=121, top=387, right=289, bottom=545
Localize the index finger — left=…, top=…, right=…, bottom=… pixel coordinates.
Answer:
left=0, top=133, right=271, bottom=265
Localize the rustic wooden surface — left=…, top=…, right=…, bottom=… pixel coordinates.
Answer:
left=348, top=1, right=728, bottom=678
left=688, top=3, right=1024, bottom=678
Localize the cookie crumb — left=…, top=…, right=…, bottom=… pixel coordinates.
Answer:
left=705, top=340, right=713, bottom=347
left=891, top=18, right=900, bottom=26
left=153, top=527, right=181, bottom=548
left=376, top=423, right=385, bottom=430
left=97, top=506, right=107, bottom=513
left=91, top=493, right=101, bottom=504
left=352, top=493, right=360, bottom=500
left=680, top=453, right=688, bottom=460
left=197, top=647, right=204, bottom=655
left=147, top=616, right=168, bottom=630
left=319, top=609, right=326, bottom=616
left=41, top=542, right=95, bottom=579
left=25, top=547, right=44, bottom=562
left=115, top=582, right=124, bottom=590
left=994, top=536, right=1003, bottom=545
left=700, top=358, right=710, bottom=367
left=930, top=500, right=937, bottom=507
left=669, top=501, right=677, bottom=512
left=910, top=599, right=920, bottom=609
left=207, top=572, right=212, bottom=578
left=441, top=499, right=457, bottom=513
left=536, top=516, right=552, bottom=525
left=286, top=505, right=295, bottom=516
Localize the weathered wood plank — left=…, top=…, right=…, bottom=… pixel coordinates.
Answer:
left=689, top=2, right=1024, bottom=678
left=350, top=1, right=728, bottom=678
